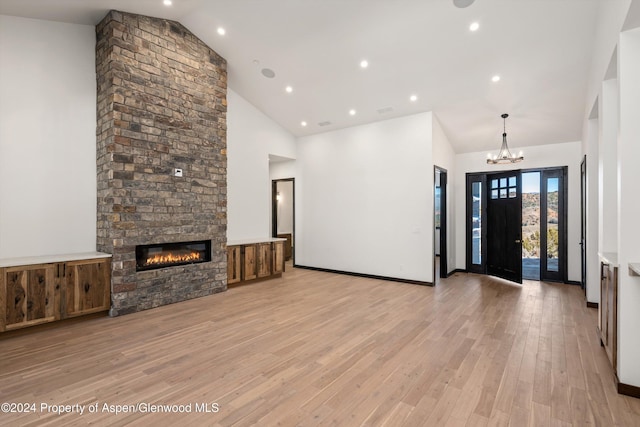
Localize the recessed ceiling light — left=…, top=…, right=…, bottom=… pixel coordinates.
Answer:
left=349, top=109, right=356, bottom=116
left=410, top=95, right=418, bottom=102
left=360, top=60, right=369, bottom=69
left=301, top=121, right=307, bottom=127
left=261, top=68, right=276, bottom=78
left=285, top=86, right=293, bottom=93
left=469, top=22, right=480, bottom=31
left=217, top=27, right=226, bottom=36
left=163, top=0, right=172, bottom=6
left=453, top=0, right=475, bottom=8
left=492, top=75, right=501, bottom=82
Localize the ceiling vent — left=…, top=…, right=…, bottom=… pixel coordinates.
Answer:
left=318, top=121, right=332, bottom=127
left=377, top=106, right=394, bottom=114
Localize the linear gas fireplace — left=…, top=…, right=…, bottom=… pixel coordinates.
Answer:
left=136, top=240, right=212, bottom=272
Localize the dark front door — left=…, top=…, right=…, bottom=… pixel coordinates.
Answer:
left=486, top=171, right=522, bottom=283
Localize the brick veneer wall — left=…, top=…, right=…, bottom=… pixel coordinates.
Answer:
left=95, top=11, right=227, bottom=315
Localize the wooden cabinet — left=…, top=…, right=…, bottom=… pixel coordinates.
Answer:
left=272, top=240, right=284, bottom=274
left=257, top=243, right=272, bottom=278
left=277, top=233, right=292, bottom=260
left=599, top=261, right=618, bottom=373
left=226, top=240, right=285, bottom=286
left=63, top=258, right=111, bottom=318
left=243, top=245, right=257, bottom=281
left=1, top=263, right=59, bottom=331
left=0, top=255, right=111, bottom=332
left=227, top=246, right=242, bottom=285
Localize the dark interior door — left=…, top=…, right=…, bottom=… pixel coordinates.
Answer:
left=439, top=169, right=447, bottom=278
left=486, top=171, right=522, bottom=283
left=580, top=157, right=587, bottom=291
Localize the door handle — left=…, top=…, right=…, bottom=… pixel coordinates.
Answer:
left=515, top=240, right=521, bottom=243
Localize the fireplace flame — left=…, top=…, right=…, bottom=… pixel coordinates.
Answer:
left=145, top=251, right=202, bottom=266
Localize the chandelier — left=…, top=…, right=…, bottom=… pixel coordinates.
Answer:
left=487, top=113, right=524, bottom=164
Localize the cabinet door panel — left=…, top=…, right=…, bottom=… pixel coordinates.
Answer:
left=272, top=241, right=284, bottom=274
left=2, top=264, right=57, bottom=330
left=607, top=265, right=618, bottom=373
left=227, top=246, right=242, bottom=284
left=257, top=243, right=272, bottom=278
left=6, top=270, right=26, bottom=325
left=27, top=269, right=48, bottom=321
left=243, top=245, right=257, bottom=281
left=64, top=259, right=110, bottom=318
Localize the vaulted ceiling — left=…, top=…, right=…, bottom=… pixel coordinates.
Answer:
left=0, top=0, right=603, bottom=153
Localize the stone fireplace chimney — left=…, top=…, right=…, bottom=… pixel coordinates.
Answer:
left=95, top=11, right=227, bottom=315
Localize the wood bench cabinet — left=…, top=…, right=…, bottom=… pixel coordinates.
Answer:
left=598, top=253, right=618, bottom=375
left=227, top=238, right=285, bottom=286
left=0, top=253, right=111, bottom=332
left=276, top=233, right=292, bottom=260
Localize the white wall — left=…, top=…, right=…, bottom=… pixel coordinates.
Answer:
left=454, top=141, right=583, bottom=282
left=226, top=89, right=296, bottom=240
left=269, top=160, right=296, bottom=181
left=598, top=79, right=619, bottom=254
left=579, top=1, right=640, bottom=389
left=296, top=113, right=434, bottom=282
left=433, top=114, right=456, bottom=275
left=616, top=25, right=640, bottom=389
left=583, top=0, right=631, bottom=121
left=584, top=119, right=600, bottom=303
left=0, top=16, right=96, bottom=258
left=581, top=2, right=630, bottom=300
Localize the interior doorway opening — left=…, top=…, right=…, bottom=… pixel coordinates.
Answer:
left=434, top=166, right=447, bottom=284
left=271, top=178, right=295, bottom=265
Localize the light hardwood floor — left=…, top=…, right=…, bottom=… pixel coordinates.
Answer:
left=1, top=267, right=639, bottom=426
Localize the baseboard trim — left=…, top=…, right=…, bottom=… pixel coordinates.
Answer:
left=294, top=264, right=433, bottom=287
left=447, top=269, right=466, bottom=277
left=618, top=381, right=640, bottom=399
left=586, top=301, right=598, bottom=309
left=565, top=280, right=582, bottom=286
left=227, top=273, right=283, bottom=288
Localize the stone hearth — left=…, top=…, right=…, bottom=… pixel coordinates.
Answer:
left=95, top=10, right=227, bottom=315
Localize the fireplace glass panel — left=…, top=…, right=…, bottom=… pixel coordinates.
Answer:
left=135, top=240, right=212, bottom=271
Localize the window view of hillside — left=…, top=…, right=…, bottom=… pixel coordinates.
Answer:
left=522, top=191, right=559, bottom=257
left=522, top=173, right=541, bottom=260
left=546, top=177, right=560, bottom=272
left=522, top=172, right=560, bottom=280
